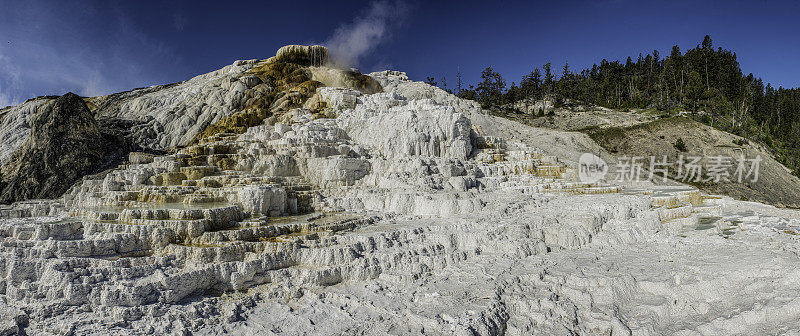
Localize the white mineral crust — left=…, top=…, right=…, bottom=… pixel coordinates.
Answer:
left=0, top=64, right=799, bottom=335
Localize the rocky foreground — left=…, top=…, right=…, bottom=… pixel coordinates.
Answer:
left=1, top=46, right=800, bottom=335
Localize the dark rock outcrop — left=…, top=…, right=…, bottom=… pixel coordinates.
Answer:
left=0, top=93, right=132, bottom=204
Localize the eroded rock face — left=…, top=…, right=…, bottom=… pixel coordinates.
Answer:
left=1, top=47, right=800, bottom=335
left=0, top=93, right=130, bottom=204
left=0, top=97, right=53, bottom=165
left=89, top=60, right=266, bottom=150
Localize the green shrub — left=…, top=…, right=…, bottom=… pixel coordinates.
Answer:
left=674, top=137, right=687, bottom=152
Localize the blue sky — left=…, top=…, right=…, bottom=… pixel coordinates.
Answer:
left=1, top=0, right=798, bottom=108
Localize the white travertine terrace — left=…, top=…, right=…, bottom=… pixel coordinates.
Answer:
left=0, top=58, right=799, bottom=335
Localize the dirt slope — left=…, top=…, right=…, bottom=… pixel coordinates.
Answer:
left=586, top=117, right=800, bottom=208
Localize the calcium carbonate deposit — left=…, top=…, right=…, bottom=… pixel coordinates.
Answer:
left=2, top=45, right=800, bottom=335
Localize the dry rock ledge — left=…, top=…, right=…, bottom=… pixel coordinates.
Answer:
left=1, top=46, right=800, bottom=335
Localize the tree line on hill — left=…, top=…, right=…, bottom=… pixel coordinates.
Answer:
left=426, top=35, right=800, bottom=175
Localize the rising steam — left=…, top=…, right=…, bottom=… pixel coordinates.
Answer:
left=323, top=1, right=409, bottom=68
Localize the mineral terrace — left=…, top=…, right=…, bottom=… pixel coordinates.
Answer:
left=1, top=45, right=800, bottom=335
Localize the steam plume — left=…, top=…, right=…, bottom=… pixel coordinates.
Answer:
left=323, top=1, right=409, bottom=68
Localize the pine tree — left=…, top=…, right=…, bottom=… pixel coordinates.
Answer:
left=456, top=67, right=463, bottom=97
left=702, top=35, right=713, bottom=91
left=476, top=67, right=506, bottom=107
left=543, top=63, right=554, bottom=97
left=521, top=68, right=542, bottom=99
